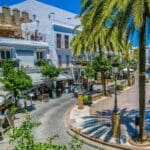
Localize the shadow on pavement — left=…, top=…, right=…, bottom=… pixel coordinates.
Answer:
left=80, top=108, right=150, bottom=144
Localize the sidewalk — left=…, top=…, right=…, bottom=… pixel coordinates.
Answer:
left=68, top=84, right=150, bottom=150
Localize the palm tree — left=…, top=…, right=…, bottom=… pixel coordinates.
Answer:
left=72, top=25, right=120, bottom=96
left=80, top=0, right=149, bottom=142
left=115, top=40, right=138, bottom=86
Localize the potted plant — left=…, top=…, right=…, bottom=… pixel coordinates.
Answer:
left=83, top=94, right=92, bottom=106
left=117, top=84, right=124, bottom=91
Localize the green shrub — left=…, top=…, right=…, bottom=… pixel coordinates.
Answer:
left=117, top=84, right=124, bottom=90
left=83, top=94, right=89, bottom=104
left=9, top=105, right=18, bottom=116
left=8, top=112, right=83, bottom=150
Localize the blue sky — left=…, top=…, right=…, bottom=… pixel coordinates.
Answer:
left=0, top=0, right=81, bottom=14
left=0, top=0, right=149, bottom=46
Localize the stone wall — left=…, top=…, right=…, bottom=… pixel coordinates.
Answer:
left=0, top=6, right=31, bottom=26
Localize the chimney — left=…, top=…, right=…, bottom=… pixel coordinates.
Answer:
left=0, top=13, right=4, bottom=24
left=22, top=11, right=30, bottom=23
left=2, top=6, right=12, bottom=24
left=12, top=8, right=21, bottom=26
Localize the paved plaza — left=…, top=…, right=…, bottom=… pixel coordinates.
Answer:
left=69, top=82, right=150, bottom=149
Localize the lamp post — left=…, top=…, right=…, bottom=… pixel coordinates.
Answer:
left=28, top=93, right=34, bottom=106
left=111, top=62, right=121, bottom=138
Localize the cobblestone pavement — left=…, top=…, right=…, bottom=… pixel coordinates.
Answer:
left=0, top=94, right=98, bottom=150
left=70, top=81, right=150, bottom=149
left=30, top=94, right=98, bottom=150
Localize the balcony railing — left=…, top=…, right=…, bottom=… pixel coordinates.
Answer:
left=72, top=60, right=91, bottom=66
left=0, top=59, right=20, bottom=68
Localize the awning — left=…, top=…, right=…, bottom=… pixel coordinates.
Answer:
left=29, top=73, right=45, bottom=85
left=0, top=37, right=49, bottom=48
left=56, top=74, right=74, bottom=81
left=29, top=73, right=74, bottom=83
left=56, top=74, right=67, bottom=81
left=63, top=74, right=74, bottom=80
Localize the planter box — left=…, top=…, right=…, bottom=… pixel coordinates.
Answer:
left=92, top=93, right=103, bottom=101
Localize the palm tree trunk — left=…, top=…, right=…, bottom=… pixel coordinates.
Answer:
left=101, top=69, right=106, bottom=95
left=98, top=46, right=106, bottom=96
left=127, top=66, right=131, bottom=86
left=139, top=12, right=146, bottom=142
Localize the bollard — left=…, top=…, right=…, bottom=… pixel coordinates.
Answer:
left=77, top=92, right=84, bottom=109
left=112, top=112, right=121, bottom=138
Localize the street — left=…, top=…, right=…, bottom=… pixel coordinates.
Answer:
left=30, top=94, right=98, bottom=150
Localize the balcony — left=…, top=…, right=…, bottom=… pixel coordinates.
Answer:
left=34, top=59, right=49, bottom=66
left=0, top=59, right=20, bottom=68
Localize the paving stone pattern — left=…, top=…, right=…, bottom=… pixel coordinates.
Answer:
left=70, top=82, right=150, bottom=149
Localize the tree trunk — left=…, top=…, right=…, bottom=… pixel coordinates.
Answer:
left=101, top=70, right=106, bottom=96
left=127, top=66, right=131, bottom=86
left=139, top=12, right=146, bottom=142
left=98, top=45, right=107, bottom=96
left=94, top=72, right=97, bottom=81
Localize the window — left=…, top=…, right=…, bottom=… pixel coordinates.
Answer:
left=64, top=35, right=69, bottom=49
left=0, top=51, right=11, bottom=59
left=1, top=51, right=5, bottom=59
left=36, top=52, right=43, bottom=59
left=58, top=55, right=62, bottom=67
left=6, top=51, right=11, bottom=59
left=56, top=34, right=61, bottom=48
left=66, top=55, right=69, bottom=67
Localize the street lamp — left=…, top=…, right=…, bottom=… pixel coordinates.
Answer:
left=112, top=62, right=119, bottom=113
left=28, top=93, right=34, bottom=106
left=111, top=61, right=121, bottom=138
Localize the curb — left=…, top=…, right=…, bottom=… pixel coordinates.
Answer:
left=65, top=104, right=147, bottom=150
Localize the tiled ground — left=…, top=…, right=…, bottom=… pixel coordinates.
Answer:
left=70, top=82, right=150, bottom=149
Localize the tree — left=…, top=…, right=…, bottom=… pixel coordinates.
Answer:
left=2, top=63, right=32, bottom=101
left=41, top=64, right=60, bottom=79
left=80, top=0, right=149, bottom=142
left=72, top=26, right=120, bottom=96
left=92, top=55, right=112, bottom=94
left=115, top=41, right=137, bottom=86
left=84, top=64, right=95, bottom=81
left=2, top=61, right=14, bottom=77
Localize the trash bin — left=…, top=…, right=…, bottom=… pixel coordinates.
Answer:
left=52, top=89, right=57, bottom=98
left=17, top=95, right=26, bottom=109
left=18, top=99, right=25, bottom=109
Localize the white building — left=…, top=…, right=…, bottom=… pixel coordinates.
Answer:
left=0, top=37, right=49, bottom=67
left=10, top=0, right=81, bottom=69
